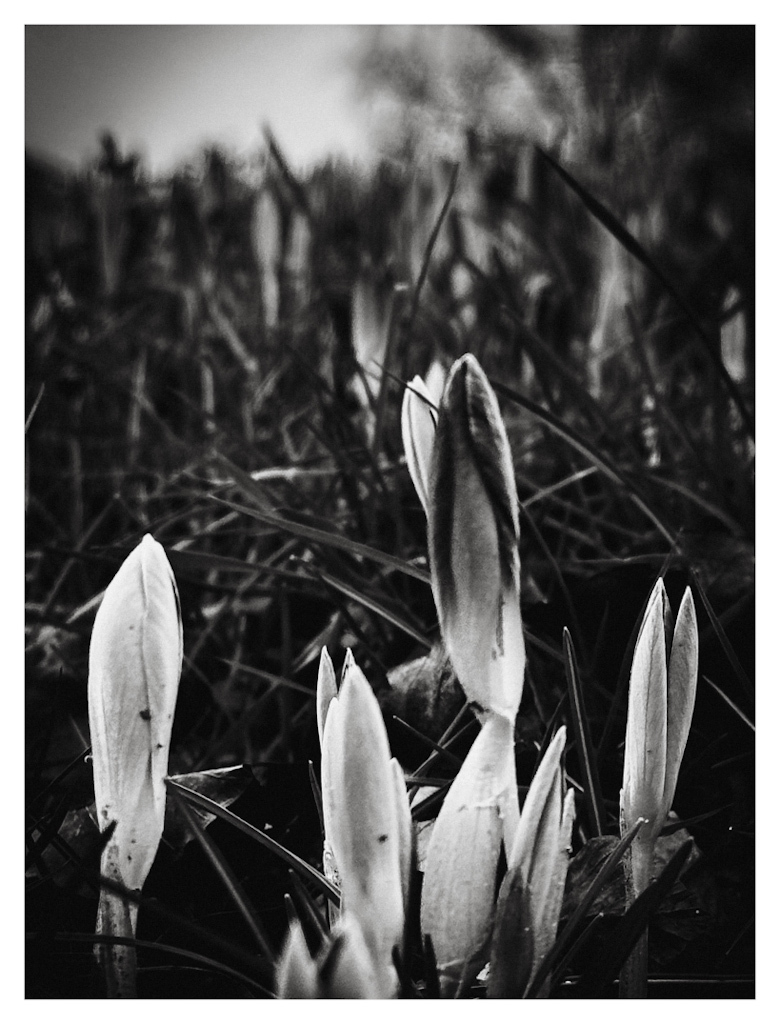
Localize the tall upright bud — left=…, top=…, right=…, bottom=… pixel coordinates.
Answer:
left=320, top=651, right=404, bottom=996
left=620, top=580, right=699, bottom=895
left=618, top=585, right=700, bottom=897
left=428, top=353, right=525, bottom=722
left=88, top=534, right=183, bottom=996
left=619, top=580, right=697, bottom=999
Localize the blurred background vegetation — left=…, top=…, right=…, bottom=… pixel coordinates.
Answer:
left=26, top=25, right=754, bottom=997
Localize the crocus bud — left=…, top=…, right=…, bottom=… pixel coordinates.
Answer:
left=495, top=727, right=574, bottom=994
left=321, top=651, right=404, bottom=996
left=319, top=915, right=386, bottom=998
left=420, top=713, right=517, bottom=996
left=620, top=581, right=698, bottom=894
left=276, top=920, right=319, bottom=998
left=88, top=534, right=183, bottom=996
left=401, top=375, right=438, bottom=516
left=276, top=915, right=386, bottom=999
left=428, top=354, right=525, bottom=722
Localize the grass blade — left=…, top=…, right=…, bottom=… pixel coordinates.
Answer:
left=211, top=494, right=431, bottom=584
left=166, top=779, right=339, bottom=906
left=50, top=932, right=273, bottom=997
left=690, top=568, right=754, bottom=701
left=318, top=568, right=433, bottom=649
left=492, top=380, right=676, bottom=545
left=563, top=628, right=606, bottom=837
left=702, top=674, right=755, bottom=732
left=577, top=839, right=694, bottom=998
left=166, top=782, right=274, bottom=961
left=525, top=817, right=646, bottom=998
left=534, top=145, right=753, bottom=438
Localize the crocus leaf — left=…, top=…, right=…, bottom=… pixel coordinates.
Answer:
left=572, top=839, right=694, bottom=998
left=391, top=757, right=413, bottom=915
left=487, top=864, right=535, bottom=999
left=532, top=788, right=575, bottom=992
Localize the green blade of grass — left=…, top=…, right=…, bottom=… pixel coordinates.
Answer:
left=639, top=473, right=743, bottom=536
left=492, top=380, right=676, bottom=546
left=392, top=716, right=464, bottom=769
left=690, top=569, right=754, bottom=701
left=546, top=911, right=605, bottom=995
left=51, top=933, right=273, bottom=997
left=285, top=871, right=328, bottom=960
left=520, top=504, right=583, bottom=651
left=563, top=627, right=606, bottom=837
left=534, top=144, right=753, bottom=439
left=74, top=858, right=276, bottom=988
left=702, top=674, right=755, bottom=732
left=166, top=783, right=274, bottom=961
left=166, top=779, right=339, bottom=906
left=210, top=494, right=431, bottom=584
left=576, top=839, right=694, bottom=998
left=219, top=660, right=316, bottom=697
left=525, top=816, right=647, bottom=999
left=317, top=569, right=433, bottom=650
left=406, top=162, right=459, bottom=341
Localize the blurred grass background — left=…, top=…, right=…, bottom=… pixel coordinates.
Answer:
left=25, top=25, right=754, bottom=997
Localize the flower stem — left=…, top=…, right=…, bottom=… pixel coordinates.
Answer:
left=619, top=838, right=652, bottom=999
left=95, top=888, right=139, bottom=998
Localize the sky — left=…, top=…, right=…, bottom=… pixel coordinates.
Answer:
left=25, top=25, right=376, bottom=174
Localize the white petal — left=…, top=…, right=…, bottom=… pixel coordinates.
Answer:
left=508, top=726, right=567, bottom=874
left=420, top=714, right=515, bottom=995
left=663, top=587, right=698, bottom=818
left=622, top=584, right=667, bottom=843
